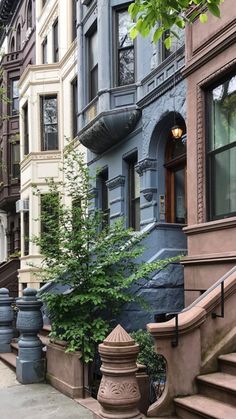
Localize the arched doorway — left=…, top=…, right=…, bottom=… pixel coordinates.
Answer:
left=165, top=133, right=187, bottom=224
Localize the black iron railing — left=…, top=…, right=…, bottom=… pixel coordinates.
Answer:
left=165, top=266, right=236, bottom=347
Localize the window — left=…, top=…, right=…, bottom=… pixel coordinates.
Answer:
left=41, top=95, right=58, bottom=151
left=10, top=79, right=19, bottom=115
left=16, top=25, right=21, bottom=51
left=88, top=27, right=98, bottom=101
left=23, top=102, right=29, bottom=155
left=72, top=0, right=77, bottom=41
left=98, top=169, right=109, bottom=227
left=23, top=212, right=29, bottom=255
left=72, top=77, right=78, bottom=138
left=53, top=19, right=59, bottom=62
left=207, top=74, right=236, bottom=220
left=127, top=154, right=140, bottom=230
left=165, top=134, right=187, bottom=224
left=27, top=0, right=32, bottom=28
left=10, top=37, right=15, bottom=52
left=161, top=29, right=185, bottom=62
left=116, top=8, right=135, bottom=86
left=42, top=37, right=47, bottom=64
left=11, top=142, right=20, bottom=179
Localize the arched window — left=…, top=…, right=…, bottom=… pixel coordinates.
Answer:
left=16, top=25, right=21, bottom=51
left=27, top=0, right=32, bottom=28
left=10, top=37, right=15, bottom=52
left=165, top=132, right=187, bottom=224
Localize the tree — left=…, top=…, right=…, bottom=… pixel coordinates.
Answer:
left=33, top=145, right=180, bottom=362
left=129, top=0, right=224, bottom=47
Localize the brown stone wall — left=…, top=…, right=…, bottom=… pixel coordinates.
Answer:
left=182, top=0, right=236, bottom=299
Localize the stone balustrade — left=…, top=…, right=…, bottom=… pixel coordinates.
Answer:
left=16, top=287, right=45, bottom=384
left=0, top=288, right=14, bottom=353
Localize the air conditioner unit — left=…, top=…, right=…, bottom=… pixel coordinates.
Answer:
left=16, top=199, right=29, bottom=213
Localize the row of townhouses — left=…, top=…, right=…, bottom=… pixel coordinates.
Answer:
left=0, top=0, right=235, bottom=333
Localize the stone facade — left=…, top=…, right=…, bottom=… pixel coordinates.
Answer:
left=18, top=0, right=80, bottom=294
left=77, top=0, right=187, bottom=330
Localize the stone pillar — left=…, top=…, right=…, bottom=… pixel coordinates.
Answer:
left=16, top=288, right=45, bottom=384
left=97, top=324, right=142, bottom=419
left=135, top=158, right=158, bottom=226
left=0, top=288, right=14, bottom=353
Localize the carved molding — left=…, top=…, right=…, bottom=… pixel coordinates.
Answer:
left=99, top=377, right=140, bottom=400
left=106, top=176, right=125, bottom=191
left=135, top=158, right=157, bottom=176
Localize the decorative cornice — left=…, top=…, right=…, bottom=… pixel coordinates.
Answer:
left=135, top=158, right=156, bottom=176
left=137, top=70, right=183, bottom=109
left=183, top=21, right=236, bottom=78
left=106, top=176, right=125, bottom=191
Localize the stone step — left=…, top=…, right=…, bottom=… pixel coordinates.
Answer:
left=0, top=352, right=16, bottom=370
left=218, top=353, right=236, bottom=376
left=197, top=372, right=236, bottom=407
left=10, top=340, right=18, bottom=355
left=175, top=394, right=236, bottom=419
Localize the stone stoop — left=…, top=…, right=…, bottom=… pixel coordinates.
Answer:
left=174, top=352, right=236, bottom=419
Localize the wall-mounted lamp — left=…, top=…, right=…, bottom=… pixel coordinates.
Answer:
left=171, top=125, right=183, bottom=139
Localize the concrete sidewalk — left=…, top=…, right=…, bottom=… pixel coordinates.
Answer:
left=0, top=361, right=93, bottom=419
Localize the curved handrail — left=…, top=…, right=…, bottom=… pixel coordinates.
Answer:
left=166, top=266, right=236, bottom=346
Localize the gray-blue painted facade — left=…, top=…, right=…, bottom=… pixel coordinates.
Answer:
left=77, top=0, right=187, bottom=330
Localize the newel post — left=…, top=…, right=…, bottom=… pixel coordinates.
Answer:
left=97, top=324, right=142, bottom=419
left=16, top=288, right=45, bottom=384
left=0, top=288, right=14, bottom=353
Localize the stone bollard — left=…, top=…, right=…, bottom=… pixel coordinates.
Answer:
left=97, top=324, right=142, bottom=419
left=0, top=288, right=14, bottom=353
left=16, top=288, right=45, bottom=384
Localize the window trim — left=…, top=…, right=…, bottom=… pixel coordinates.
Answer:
left=23, top=102, right=29, bottom=155
left=114, top=5, right=136, bottom=87
left=42, top=37, right=47, bottom=64
left=206, top=77, right=236, bottom=221
left=40, top=94, right=59, bottom=151
left=87, top=23, right=98, bottom=102
left=126, top=152, right=140, bottom=231
left=10, top=78, right=19, bottom=116
left=53, top=18, right=59, bottom=63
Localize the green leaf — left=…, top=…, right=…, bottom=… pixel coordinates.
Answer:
left=130, top=27, right=139, bottom=39
left=153, top=27, right=163, bottom=43
left=199, top=13, right=208, bottom=23
left=207, top=3, right=221, bottom=18
left=164, top=36, right=172, bottom=50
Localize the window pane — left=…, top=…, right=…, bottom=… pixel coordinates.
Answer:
left=41, top=96, right=58, bottom=150
left=213, top=147, right=236, bottom=217
left=118, top=10, right=133, bottom=48
left=118, top=48, right=135, bottom=86
left=174, top=168, right=186, bottom=223
left=210, top=75, right=236, bottom=150
left=89, top=30, right=98, bottom=70
left=43, top=98, right=57, bottom=124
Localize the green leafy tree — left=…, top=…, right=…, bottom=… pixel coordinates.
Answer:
left=129, top=0, right=224, bottom=46
left=33, top=146, right=180, bottom=362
